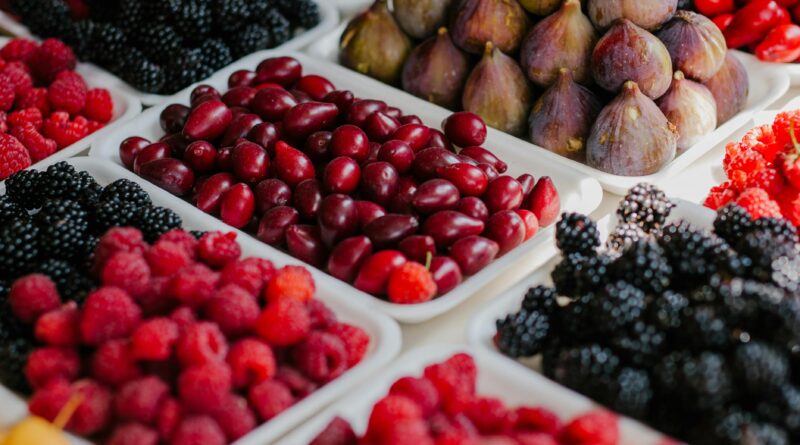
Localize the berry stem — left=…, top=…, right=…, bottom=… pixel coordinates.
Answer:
left=53, top=393, right=84, bottom=430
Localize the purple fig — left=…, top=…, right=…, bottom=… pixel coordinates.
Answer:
left=657, top=71, right=717, bottom=154
left=657, top=11, right=727, bottom=83
left=591, top=19, right=673, bottom=100
left=340, top=0, right=412, bottom=85
left=587, top=81, right=678, bottom=176
left=450, top=0, right=530, bottom=55
left=402, top=28, right=469, bottom=109
left=518, top=0, right=561, bottom=15
left=393, top=0, right=453, bottom=39
left=529, top=69, right=602, bottom=162
left=703, top=51, right=749, bottom=125
left=463, top=42, right=533, bottom=136
left=588, top=0, right=678, bottom=31
left=520, top=0, right=598, bottom=88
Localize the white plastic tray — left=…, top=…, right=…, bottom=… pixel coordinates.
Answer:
left=0, top=2, right=339, bottom=106
left=332, top=0, right=372, bottom=15
left=276, top=344, right=667, bottom=445
left=734, top=51, right=800, bottom=87
left=0, top=157, right=403, bottom=445
left=90, top=49, right=604, bottom=324
left=0, top=36, right=141, bottom=179
left=307, top=25, right=790, bottom=195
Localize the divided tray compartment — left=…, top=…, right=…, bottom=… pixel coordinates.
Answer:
left=89, top=49, right=604, bottom=324
left=0, top=157, right=402, bottom=445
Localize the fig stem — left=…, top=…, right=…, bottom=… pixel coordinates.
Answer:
left=438, top=27, right=448, bottom=36
left=483, top=41, right=494, bottom=57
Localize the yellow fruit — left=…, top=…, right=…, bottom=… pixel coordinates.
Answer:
left=2, top=417, right=69, bottom=445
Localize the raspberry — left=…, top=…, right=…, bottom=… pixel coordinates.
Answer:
left=171, top=416, right=226, bottom=445
left=30, top=38, right=77, bottom=84
left=327, top=322, right=369, bottom=368
left=514, top=432, right=559, bottom=445
left=169, top=263, right=220, bottom=308
left=0, top=111, right=6, bottom=132
left=220, top=257, right=276, bottom=297
left=226, top=338, right=276, bottom=389
left=29, top=379, right=72, bottom=424
left=35, top=302, right=80, bottom=347
left=198, top=231, right=241, bottom=268
left=465, top=397, right=513, bottom=434
left=176, top=321, right=228, bottom=366
left=389, top=377, right=440, bottom=417
left=42, top=111, right=90, bottom=149
left=741, top=124, right=781, bottom=162
left=704, top=181, right=738, bottom=210
left=67, top=379, right=114, bottom=436
left=145, top=240, right=191, bottom=277
left=211, top=394, right=257, bottom=441
left=101, top=251, right=152, bottom=298
left=772, top=110, right=800, bottom=147
left=0, top=38, right=38, bottom=64
left=10, top=123, right=57, bottom=162
left=387, top=261, right=437, bottom=304
left=93, top=227, right=148, bottom=273
left=308, top=298, right=338, bottom=329
left=136, top=276, right=174, bottom=315
left=170, top=306, right=197, bottom=333
left=15, top=88, right=50, bottom=115
left=248, top=379, right=294, bottom=421
left=724, top=146, right=767, bottom=191
left=158, top=229, right=198, bottom=258
left=275, top=365, right=318, bottom=398
left=1, top=61, right=33, bottom=96
left=156, top=398, right=182, bottom=441
left=366, top=395, right=423, bottom=439
left=178, top=362, right=232, bottom=412
left=9, top=273, right=61, bottom=323
left=779, top=142, right=800, bottom=190
left=80, top=287, right=143, bottom=345
left=131, top=317, right=180, bottom=361
left=779, top=187, right=800, bottom=227
left=515, top=407, right=562, bottom=434
left=87, top=119, right=103, bottom=134
left=311, top=417, right=357, bottom=445
left=8, top=107, right=42, bottom=129
left=47, top=71, right=87, bottom=114
left=423, top=353, right=477, bottom=415
left=83, top=88, right=113, bottom=123
left=558, top=410, right=619, bottom=445
left=107, top=423, right=159, bottom=445
left=735, top=187, right=783, bottom=220
left=90, top=340, right=142, bottom=387
left=205, top=284, right=260, bottom=336
left=256, top=299, right=311, bottom=346
left=264, top=265, right=315, bottom=303
left=113, top=376, right=169, bottom=425
left=0, top=80, right=13, bottom=112
left=294, top=331, right=349, bottom=383
left=746, top=168, right=785, bottom=198
left=0, top=133, right=31, bottom=180
left=25, top=347, right=81, bottom=388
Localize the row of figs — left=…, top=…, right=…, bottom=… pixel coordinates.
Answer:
left=340, top=0, right=749, bottom=177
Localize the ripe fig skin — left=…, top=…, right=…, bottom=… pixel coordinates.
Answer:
left=656, top=11, right=727, bottom=83
left=520, top=0, right=598, bottom=88
left=657, top=71, right=717, bottom=154
left=591, top=19, right=673, bottom=100
left=340, top=0, right=412, bottom=85
left=588, top=0, right=678, bottom=31
left=402, top=28, right=470, bottom=109
left=393, top=0, right=453, bottom=40
left=518, top=0, right=561, bottom=15
left=529, top=69, right=602, bottom=162
left=703, top=51, right=749, bottom=125
left=450, top=0, right=531, bottom=55
left=463, top=42, right=533, bottom=137
left=587, top=81, right=678, bottom=176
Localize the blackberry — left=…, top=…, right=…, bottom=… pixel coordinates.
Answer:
left=5, top=169, right=45, bottom=210
left=0, top=196, right=25, bottom=223
left=175, top=0, right=213, bottom=44
left=658, top=221, right=736, bottom=287
left=543, top=344, right=620, bottom=402
left=94, top=200, right=142, bottom=233
left=100, top=179, right=152, bottom=209
left=135, top=206, right=182, bottom=243
left=551, top=252, right=612, bottom=298
left=677, top=305, right=731, bottom=351
left=495, top=309, right=551, bottom=358
left=771, top=255, right=800, bottom=293
left=606, top=222, right=647, bottom=252
left=652, top=351, right=688, bottom=394
left=743, top=423, right=789, bottom=445
left=753, top=217, right=799, bottom=243
left=214, top=0, right=251, bottom=33
left=0, top=219, right=39, bottom=278
left=611, top=239, right=672, bottom=294
left=263, top=8, right=292, bottom=45
left=736, top=230, right=799, bottom=283
left=714, top=204, right=754, bottom=245
left=274, top=0, right=321, bottom=29
left=134, top=24, right=184, bottom=64
left=617, top=183, right=676, bottom=232
left=521, top=285, right=558, bottom=315
left=120, top=53, right=166, bottom=94
left=0, top=336, right=33, bottom=394
left=140, top=0, right=182, bottom=21
left=116, top=0, right=147, bottom=35
left=35, top=199, right=91, bottom=260
left=648, top=290, right=690, bottom=331
left=201, top=39, right=234, bottom=70
left=40, top=162, right=89, bottom=201
left=228, top=24, right=272, bottom=58
left=718, top=279, right=790, bottom=339
left=589, top=280, right=646, bottom=332
left=163, top=49, right=215, bottom=94
left=62, top=20, right=97, bottom=60
left=14, top=0, right=71, bottom=39
left=733, top=341, right=789, bottom=396
left=610, top=321, right=666, bottom=368
left=89, top=23, right=129, bottom=67
left=613, top=367, right=653, bottom=418
left=556, top=213, right=600, bottom=256
left=35, top=259, right=94, bottom=304
left=83, top=0, right=119, bottom=22
left=554, top=294, right=596, bottom=342
left=710, top=409, right=755, bottom=445
left=680, top=352, right=734, bottom=412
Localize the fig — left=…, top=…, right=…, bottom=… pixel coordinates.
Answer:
left=402, top=28, right=470, bottom=109
left=520, top=0, right=598, bottom=88
left=450, top=0, right=530, bottom=55
left=529, top=69, right=602, bottom=161
left=393, top=0, right=453, bottom=39
left=656, top=71, right=717, bottom=154
left=591, top=19, right=673, bottom=100
left=463, top=42, right=533, bottom=136
left=703, top=51, right=749, bottom=125
left=656, top=10, right=727, bottom=83
left=518, top=0, right=561, bottom=15
left=340, top=0, right=412, bottom=85
left=587, top=81, right=678, bottom=176
left=587, top=0, right=677, bottom=31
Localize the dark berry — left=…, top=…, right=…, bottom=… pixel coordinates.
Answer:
left=617, top=183, right=675, bottom=232
left=555, top=212, right=600, bottom=256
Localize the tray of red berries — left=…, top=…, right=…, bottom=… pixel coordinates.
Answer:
left=0, top=156, right=402, bottom=445
left=468, top=184, right=800, bottom=443
left=0, top=36, right=141, bottom=181
left=275, top=345, right=668, bottom=445
left=88, top=49, right=604, bottom=323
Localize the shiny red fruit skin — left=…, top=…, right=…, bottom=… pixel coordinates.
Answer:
left=484, top=210, right=526, bottom=256
left=295, top=75, right=335, bottom=101
left=257, top=206, right=299, bottom=246
left=254, top=178, right=292, bottom=214
left=528, top=176, right=560, bottom=227
left=274, top=141, right=315, bottom=187
left=231, top=141, right=269, bottom=183
left=517, top=174, right=536, bottom=198
left=515, top=209, right=539, bottom=240
left=323, top=157, right=361, bottom=195
left=398, top=235, right=437, bottom=263
left=120, top=136, right=151, bottom=169
left=354, top=250, right=407, bottom=295
left=304, top=131, right=332, bottom=162
left=361, top=162, right=400, bottom=206
left=318, top=194, right=360, bottom=247
left=436, top=163, right=488, bottom=197
left=429, top=256, right=463, bottom=296
left=378, top=140, right=415, bottom=174
left=426, top=129, right=455, bottom=152
left=282, top=102, right=339, bottom=142
left=483, top=176, right=524, bottom=213
left=222, top=86, right=258, bottom=109
left=139, top=158, right=195, bottom=196
left=421, top=210, right=485, bottom=247
left=220, top=183, right=255, bottom=229
left=346, top=99, right=386, bottom=128
left=160, top=104, right=191, bottom=134
left=365, top=111, right=401, bottom=143
left=133, top=142, right=170, bottom=175
left=221, top=113, right=263, bottom=147
left=191, top=85, right=220, bottom=105
left=255, top=57, right=303, bottom=87
left=322, top=90, right=356, bottom=115
left=442, top=111, right=487, bottom=147
left=251, top=88, right=298, bottom=122
left=413, top=148, right=461, bottom=180
left=330, top=125, right=369, bottom=162
left=327, top=236, right=373, bottom=283
left=247, top=122, right=280, bottom=153
left=412, top=179, right=461, bottom=214
left=216, top=147, right=233, bottom=171
left=182, top=99, right=232, bottom=141
left=391, top=124, right=432, bottom=152
left=363, top=214, right=420, bottom=248
left=456, top=197, right=490, bottom=222
left=184, top=140, right=217, bottom=174
left=196, top=172, right=235, bottom=215
left=228, top=69, right=256, bottom=88
left=460, top=146, right=508, bottom=173
left=399, top=115, right=423, bottom=125
left=294, top=179, right=323, bottom=220
left=285, top=224, right=328, bottom=267
left=449, top=236, right=499, bottom=276
left=355, top=200, right=387, bottom=228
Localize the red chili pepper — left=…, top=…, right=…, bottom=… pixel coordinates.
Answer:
left=712, top=13, right=735, bottom=32
left=755, top=23, right=800, bottom=62
left=696, top=0, right=736, bottom=16
left=724, top=0, right=791, bottom=49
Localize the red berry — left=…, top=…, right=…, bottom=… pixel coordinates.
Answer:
left=0, top=38, right=38, bottom=64
left=388, top=377, right=440, bottom=417
left=0, top=80, right=13, bottom=112
left=178, top=362, right=233, bottom=412
left=158, top=229, right=198, bottom=258
left=1, top=61, right=33, bottom=96
left=145, top=240, right=191, bottom=277
left=248, top=379, right=295, bottom=421
left=735, top=187, right=783, bottom=219
left=211, top=394, right=257, bottom=441
left=515, top=406, right=562, bottom=434
left=107, top=423, right=158, bottom=445
left=387, top=261, right=437, bottom=304
left=205, top=284, right=260, bottom=336
left=83, top=88, right=113, bottom=123
left=90, top=340, right=141, bottom=387
left=264, top=265, right=315, bottom=304
left=29, top=379, right=71, bottom=424
left=176, top=321, right=228, bottom=367
left=9, top=273, right=60, bottom=323
left=327, top=322, right=370, bottom=368
left=15, top=87, right=50, bottom=115
left=130, top=318, right=180, bottom=361
left=101, top=251, right=151, bottom=298
left=310, top=417, right=357, bottom=445
left=256, top=299, right=311, bottom=347
left=559, top=410, right=619, bottom=445
left=198, top=231, right=241, bottom=268
left=0, top=133, right=31, bottom=180
left=227, top=338, right=276, bottom=389
left=114, top=376, right=170, bottom=424
left=365, top=395, right=423, bottom=439
left=47, top=71, right=87, bottom=114
left=34, top=302, right=80, bottom=347
left=66, top=379, right=114, bottom=436
left=293, top=331, right=349, bottom=383
left=80, top=287, right=142, bottom=345
left=171, top=416, right=226, bottom=445
left=442, top=111, right=487, bottom=147
left=42, top=111, right=90, bottom=149
left=168, top=263, right=220, bottom=309
left=464, top=397, right=512, bottom=434
left=30, top=38, right=76, bottom=83
left=93, top=227, right=147, bottom=273
left=220, top=257, right=276, bottom=297
left=11, top=122, right=57, bottom=162
left=8, top=107, right=43, bottom=129
left=156, top=398, right=182, bottom=441
left=25, top=346, right=81, bottom=388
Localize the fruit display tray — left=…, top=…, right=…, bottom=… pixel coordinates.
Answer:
left=275, top=344, right=666, bottom=444
left=0, top=157, right=403, bottom=445
left=89, top=49, right=604, bottom=324
left=332, top=0, right=372, bottom=14
left=0, top=36, right=142, bottom=181
left=307, top=25, right=791, bottom=195
left=0, top=1, right=340, bottom=107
